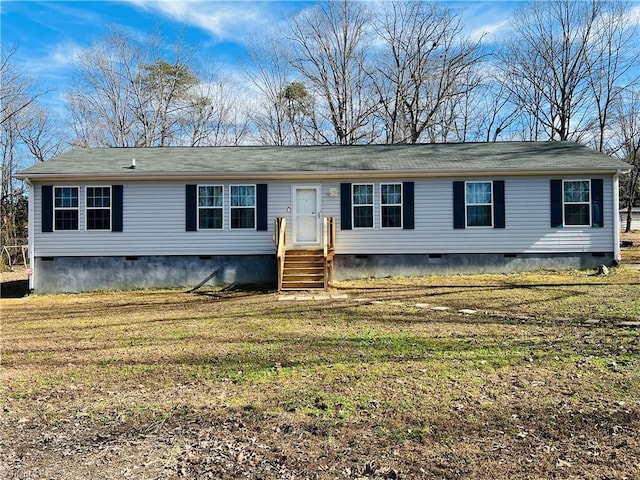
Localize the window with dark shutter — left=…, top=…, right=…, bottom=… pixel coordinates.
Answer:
left=453, top=181, right=465, bottom=229
left=493, top=180, right=505, bottom=229
left=402, top=181, right=414, bottom=230
left=186, top=184, right=197, bottom=231
left=42, top=185, right=54, bottom=232
left=112, top=185, right=123, bottom=232
left=591, top=179, right=603, bottom=228
left=340, top=183, right=352, bottom=230
left=381, top=183, right=402, bottom=228
left=550, top=180, right=563, bottom=228
left=230, top=185, right=256, bottom=229
left=86, top=186, right=111, bottom=230
left=256, top=184, right=268, bottom=231
left=198, top=185, right=223, bottom=230
left=53, top=187, right=79, bottom=230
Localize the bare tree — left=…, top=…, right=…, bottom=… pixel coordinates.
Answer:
left=471, top=79, right=521, bottom=142
left=246, top=35, right=291, bottom=145
left=180, top=80, right=251, bottom=146
left=67, top=28, right=142, bottom=147
left=1, top=48, right=60, bottom=249
left=373, top=0, right=484, bottom=143
left=584, top=1, right=640, bottom=152
left=499, top=0, right=607, bottom=142
left=66, top=27, right=244, bottom=147
left=246, top=34, right=317, bottom=145
left=288, top=0, right=377, bottom=144
left=611, top=88, right=640, bottom=232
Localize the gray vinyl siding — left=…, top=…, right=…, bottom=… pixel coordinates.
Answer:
left=333, top=176, right=614, bottom=254
left=33, top=181, right=282, bottom=257
left=32, top=176, right=615, bottom=257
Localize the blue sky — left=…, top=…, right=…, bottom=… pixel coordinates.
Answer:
left=2, top=1, right=521, bottom=82
left=4, top=0, right=636, bottom=112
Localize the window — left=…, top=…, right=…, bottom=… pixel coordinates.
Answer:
left=198, top=185, right=223, bottom=229
left=230, top=185, right=256, bottom=229
left=54, top=187, right=79, bottom=230
left=86, top=186, right=111, bottom=230
left=465, top=181, right=493, bottom=227
left=381, top=183, right=402, bottom=228
left=563, top=180, right=590, bottom=226
left=353, top=184, right=374, bottom=228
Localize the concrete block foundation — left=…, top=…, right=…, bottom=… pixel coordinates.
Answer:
left=332, top=252, right=615, bottom=280
left=33, top=255, right=277, bottom=294
left=32, top=252, right=615, bottom=293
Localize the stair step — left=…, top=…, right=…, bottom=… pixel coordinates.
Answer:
left=283, top=268, right=324, bottom=275
left=279, top=249, right=327, bottom=291
left=283, top=273, right=324, bottom=280
left=281, top=283, right=325, bottom=290
left=283, top=265, right=324, bottom=271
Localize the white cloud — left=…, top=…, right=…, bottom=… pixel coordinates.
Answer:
left=126, top=0, right=282, bottom=43
left=455, top=2, right=518, bottom=43
left=630, top=4, right=640, bottom=26
left=48, top=41, right=84, bottom=70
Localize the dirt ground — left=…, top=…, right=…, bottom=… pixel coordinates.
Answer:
left=2, top=233, right=639, bottom=479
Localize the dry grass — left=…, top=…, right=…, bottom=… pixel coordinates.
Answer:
left=1, top=267, right=639, bottom=479
left=621, top=230, right=640, bottom=263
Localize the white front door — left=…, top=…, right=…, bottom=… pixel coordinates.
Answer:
left=293, top=186, right=321, bottom=245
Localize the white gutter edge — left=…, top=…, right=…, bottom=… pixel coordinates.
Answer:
left=613, top=174, right=622, bottom=264
left=14, top=166, right=626, bottom=183
left=27, top=180, right=35, bottom=291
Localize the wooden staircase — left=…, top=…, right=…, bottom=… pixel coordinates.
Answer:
left=281, top=249, right=326, bottom=290
left=275, top=216, right=335, bottom=292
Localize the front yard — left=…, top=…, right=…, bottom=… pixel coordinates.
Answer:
left=1, top=263, right=639, bottom=478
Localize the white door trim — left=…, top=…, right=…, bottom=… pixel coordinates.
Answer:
left=292, top=185, right=321, bottom=246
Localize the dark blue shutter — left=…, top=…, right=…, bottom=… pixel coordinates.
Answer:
left=340, top=183, right=352, bottom=230
left=550, top=180, right=563, bottom=228
left=591, top=179, right=603, bottom=228
left=112, top=185, right=123, bottom=232
left=256, top=184, right=268, bottom=231
left=453, top=181, right=465, bottom=229
left=402, top=181, right=414, bottom=229
left=42, top=185, right=53, bottom=232
left=186, top=184, right=197, bottom=231
left=493, top=180, right=505, bottom=229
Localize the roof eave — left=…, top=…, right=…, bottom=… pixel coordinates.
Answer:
left=15, top=166, right=624, bottom=182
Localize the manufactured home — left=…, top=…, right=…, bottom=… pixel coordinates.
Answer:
left=16, top=142, right=629, bottom=293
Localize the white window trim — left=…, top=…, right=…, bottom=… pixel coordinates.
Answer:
left=380, top=182, right=403, bottom=229
left=230, top=184, right=257, bottom=230
left=352, top=183, right=375, bottom=229
left=85, top=186, right=112, bottom=231
left=53, top=186, right=80, bottom=232
left=465, top=181, right=493, bottom=228
left=197, top=185, right=224, bottom=231
left=562, top=179, right=591, bottom=227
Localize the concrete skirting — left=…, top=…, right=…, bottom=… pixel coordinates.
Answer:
left=332, top=252, right=615, bottom=280
left=32, top=251, right=615, bottom=293
left=33, top=255, right=277, bottom=294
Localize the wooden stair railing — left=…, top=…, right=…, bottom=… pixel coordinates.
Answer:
left=276, top=216, right=336, bottom=292
left=274, top=217, right=286, bottom=291
left=323, top=216, right=336, bottom=289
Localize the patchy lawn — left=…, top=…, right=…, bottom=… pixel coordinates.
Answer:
left=1, top=268, right=639, bottom=479
left=621, top=230, right=640, bottom=263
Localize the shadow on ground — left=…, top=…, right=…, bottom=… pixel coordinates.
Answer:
left=1, top=280, right=29, bottom=298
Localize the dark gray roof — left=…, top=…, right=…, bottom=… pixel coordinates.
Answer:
left=16, top=142, right=630, bottom=180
